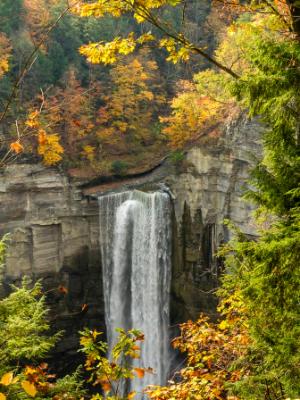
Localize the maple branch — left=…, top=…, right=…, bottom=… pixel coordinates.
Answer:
left=125, top=1, right=239, bottom=78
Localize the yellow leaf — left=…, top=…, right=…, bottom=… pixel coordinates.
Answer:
left=128, top=391, right=136, bottom=399
left=218, top=320, right=229, bottom=330
left=0, top=392, right=6, bottom=400
left=92, top=330, right=102, bottom=340
left=37, top=133, right=63, bottom=166
left=25, top=366, right=37, bottom=375
left=21, top=381, right=37, bottom=397
left=0, top=372, right=13, bottom=386
left=137, top=33, right=155, bottom=44
left=25, top=119, right=38, bottom=128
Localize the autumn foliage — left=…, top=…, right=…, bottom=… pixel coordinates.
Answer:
left=96, top=57, right=165, bottom=146
left=80, top=328, right=152, bottom=399
left=161, top=80, right=221, bottom=148
left=23, top=0, right=52, bottom=42
left=0, top=33, right=11, bottom=78
left=147, top=291, right=250, bottom=400
left=0, top=273, right=84, bottom=400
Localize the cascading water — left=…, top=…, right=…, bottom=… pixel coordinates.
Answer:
left=98, top=190, right=172, bottom=397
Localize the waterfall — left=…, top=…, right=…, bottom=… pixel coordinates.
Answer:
left=98, top=190, right=172, bottom=397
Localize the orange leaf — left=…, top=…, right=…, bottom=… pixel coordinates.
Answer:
left=134, top=368, right=145, bottom=378
left=73, top=120, right=81, bottom=127
left=0, top=392, right=6, bottom=400
left=58, top=285, right=68, bottom=295
left=135, top=333, right=145, bottom=341
left=10, top=141, right=23, bottom=154
left=100, top=381, right=111, bottom=392
left=21, top=381, right=37, bottom=397
left=128, top=391, right=136, bottom=399
left=0, top=372, right=13, bottom=386
left=39, top=363, right=48, bottom=371
left=38, top=130, right=47, bottom=145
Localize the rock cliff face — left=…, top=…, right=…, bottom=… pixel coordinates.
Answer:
left=166, top=114, right=262, bottom=323
left=0, top=114, right=262, bottom=369
left=0, top=165, right=103, bottom=371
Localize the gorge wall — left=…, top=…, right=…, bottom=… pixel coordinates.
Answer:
left=0, top=165, right=102, bottom=371
left=166, top=114, right=262, bottom=322
left=0, top=113, right=262, bottom=369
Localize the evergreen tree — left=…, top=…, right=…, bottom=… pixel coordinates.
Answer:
left=0, top=0, right=23, bottom=35
left=204, top=13, right=300, bottom=398
left=0, top=238, right=85, bottom=400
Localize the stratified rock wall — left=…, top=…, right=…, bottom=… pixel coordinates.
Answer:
left=0, top=164, right=104, bottom=372
left=166, top=114, right=263, bottom=322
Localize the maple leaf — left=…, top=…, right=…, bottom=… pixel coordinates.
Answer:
left=21, top=381, right=37, bottom=397
left=25, top=366, right=37, bottom=376
left=25, top=110, right=39, bottom=128
left=58, top=285, right=68, bottom=295
left=0, top=393, right=6, bottom=400
left=100, top=380, right=111, bottom=392
left=135, top=333, right=145, bottom=341
left=38, top=129, right=47, bottom=145
left=10, top=141, right=24, bottom=154
left=92, top=330, right=102, bottom=340
left=134, top=368, right=145, bottom=378
left=0, top=372, right=13, bottom=386
left=128, top=391, right=136, bottom=399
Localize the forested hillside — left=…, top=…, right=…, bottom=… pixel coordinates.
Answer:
left=0, top=0, right=217, bottom=175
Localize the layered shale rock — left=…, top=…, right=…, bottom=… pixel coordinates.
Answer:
left=0, top=164, right=103, bottom=371
left=166, top=114, right=262, bottom=322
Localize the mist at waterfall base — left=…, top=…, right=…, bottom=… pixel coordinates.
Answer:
left=98, top=190, right=172, bottom=397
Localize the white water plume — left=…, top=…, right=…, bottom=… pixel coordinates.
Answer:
left=98, top=190, right=172, bottom=397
